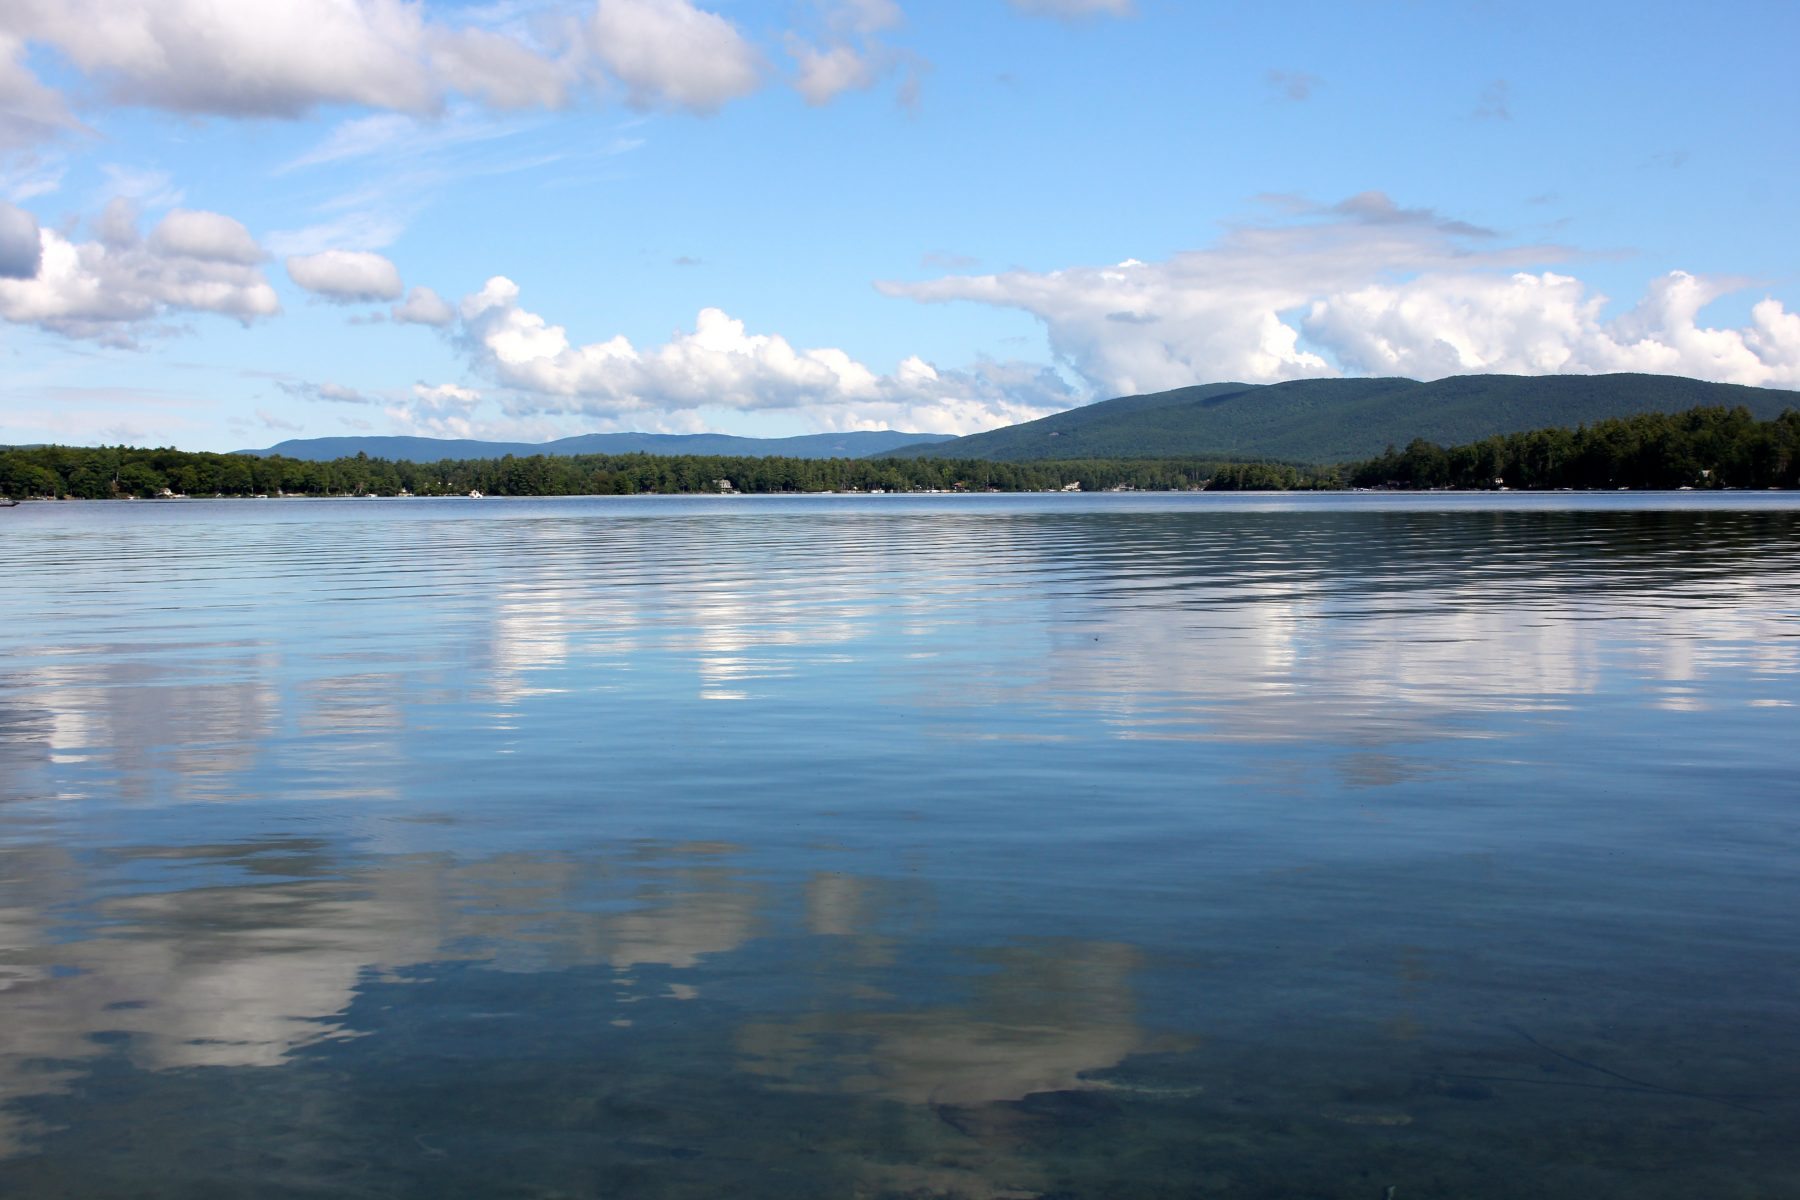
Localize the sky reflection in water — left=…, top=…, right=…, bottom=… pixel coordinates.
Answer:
left=1, top=494, right=1798, bottom=1198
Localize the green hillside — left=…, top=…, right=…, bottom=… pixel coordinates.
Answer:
left=887, top=373, right=1800, bottom=463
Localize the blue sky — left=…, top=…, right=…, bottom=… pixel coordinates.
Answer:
left=0, top=0, right=1795, bottom=451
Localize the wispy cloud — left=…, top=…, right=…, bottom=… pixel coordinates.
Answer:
left=279, top=380, right=380, bottom=405
left=268, top=107, right=637, bottom=255
left=276, top=109, right=529, bottom=174
left=1474, top=78, right=1511, bottom=121
left=1007, top=0, right=1134, bottom=18
left=1265, top=70, right=1321, bottom=102
left=255, top=407, right=304, bottom=432
left=0, top=151, right=65, bottom=202
left=94, top=164, right=184, bottom=211
left=266, top=210, right=412, bottom=258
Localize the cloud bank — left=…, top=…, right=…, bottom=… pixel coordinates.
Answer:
left=3, top=0, right=453, bottom=117
left=0, top=0, right=960, bottom=141
left=446, top=275, right=1071, bottom=434
left=879, top=197, right=1800, bottom=395
left=0, top=0, right=787, bottom=132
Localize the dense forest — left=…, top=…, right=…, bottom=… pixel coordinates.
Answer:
left=0, top=443, right=1337, bottom=499
left=1346, top=406, right=1800, bottom=490
left=4, top=405, right=1795, bottom=500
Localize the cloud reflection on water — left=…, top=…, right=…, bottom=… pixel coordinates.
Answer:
left=0, top=835, right=1162, bottom=1175
left=737, top=939, right=1147, bottom=1106
left=1, top=498, right=1798, bottom=1192
left=4, top=504, right=1797, bottom=804
left=0, top=838, right=777, bottom=1154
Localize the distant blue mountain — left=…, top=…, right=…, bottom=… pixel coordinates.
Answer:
left=238, top=430, right=958, bottom=462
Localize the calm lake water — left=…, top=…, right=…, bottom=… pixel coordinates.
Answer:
left=2, top=492, right=1798, bottom=1199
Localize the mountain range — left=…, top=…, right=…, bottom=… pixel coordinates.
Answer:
left=240, top=430, right=957, bottom=462
left=884, top=373, right=1800, bottom=463
left=241, top=374, right=1798, bottom=467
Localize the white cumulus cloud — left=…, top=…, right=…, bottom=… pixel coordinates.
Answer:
left=453, top=275, right=1070, bottom=433
left=1305, top=270, right=1800, bottom=389
left=286, top=250, right=404, bottom=303
left=882, top=249, right=1341, bottom=396
left=0, top=201, right=278, bottom=343
left=589, top=0, right=763, bottom=113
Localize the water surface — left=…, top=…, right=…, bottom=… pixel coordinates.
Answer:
left=2, top=493, right=1798, bottom=1198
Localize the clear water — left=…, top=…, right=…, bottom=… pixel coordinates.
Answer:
left=2, top=493, right=1798, bottom=1199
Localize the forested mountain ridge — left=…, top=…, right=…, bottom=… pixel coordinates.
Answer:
left=241, top=430, right=957, bottom=462
left=886, top=373, right=1799, bottom=463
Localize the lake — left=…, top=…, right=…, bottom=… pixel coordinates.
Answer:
left=2, top=492, right=1798, bottom=1198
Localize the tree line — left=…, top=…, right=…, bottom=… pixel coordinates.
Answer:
left=4, top=405, right=1794, bottom=500
left=1346, top=406, right=1800, bottom=490
left=0, top=444, right=1338, bottom=500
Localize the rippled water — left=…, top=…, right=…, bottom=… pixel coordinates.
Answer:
left=2, top=493, right=1798, bottom=1198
